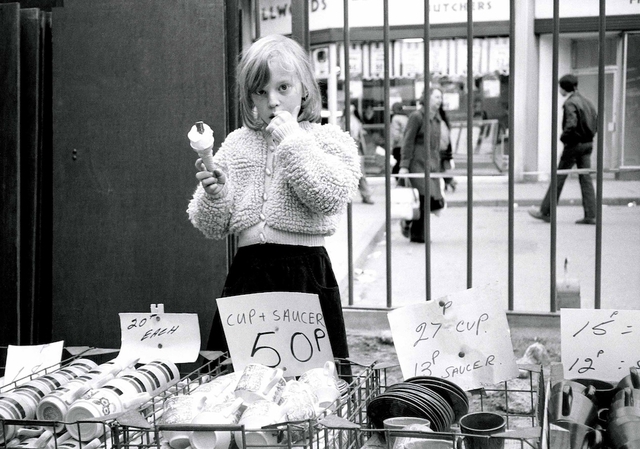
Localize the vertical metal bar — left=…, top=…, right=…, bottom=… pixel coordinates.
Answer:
left=226, top=0, right=241, bottom=272
left=508, top=0, right=516, bottom=310
left=423, top=0, right=432, bottom=300
left=595, top=0, right=605, bottom=308
left=383, top=0, right=392, bottom=308
left=291, top=0, right=310, bottom=52
left=466, top=0, right=473, bottom=288
left=343, top=0, right=354, bottom=306
left=550, top=0, right=559, bottom=312
left=254, top=0, right=261, bottom=39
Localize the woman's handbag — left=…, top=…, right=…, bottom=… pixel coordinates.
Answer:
left=391, top=178, right=420, bottom=221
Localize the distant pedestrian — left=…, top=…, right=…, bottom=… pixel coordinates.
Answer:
left=529, top=74, right=598, bottom=225
left=342, top=103, right=375, bottom=204
left=390, top=102, right=408, bottom=176
left=398, top=87, right=448, bottom=243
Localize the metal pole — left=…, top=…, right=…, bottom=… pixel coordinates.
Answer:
left=466, top=0, right=473, bottom=289
left=423, top=0, right=432, bottom=300
left=343, top=0, right=354, bottom=306
left=507, top=0, right=516, bottom=310
left=291, top=0, right=310, bottom=52
left=383, top=0, right=392, bottom=308
left=595, top=0, right=606, bottom=308
left=550, top=0, right=559, bottom=312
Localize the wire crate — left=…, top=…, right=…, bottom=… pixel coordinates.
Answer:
left=2, top=360, right=545, bottom=449
left=1, top=354, right=231, bottom=448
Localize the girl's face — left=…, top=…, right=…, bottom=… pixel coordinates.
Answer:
left=430, top=89, right=443, bottom=109
left=251, top=60, right=304, bottom=125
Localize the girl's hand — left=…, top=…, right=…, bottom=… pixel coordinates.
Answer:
left=265, top=106, right=301, bottom=138
left=195, top=158, right=226, bottom=196
left=399, top=168, right=410, bottom=175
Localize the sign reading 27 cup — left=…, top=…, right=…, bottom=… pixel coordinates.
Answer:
left=217, top=292, right=334, bottom=377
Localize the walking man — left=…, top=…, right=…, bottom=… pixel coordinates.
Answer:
left=529, top=74, right=598, bottom=225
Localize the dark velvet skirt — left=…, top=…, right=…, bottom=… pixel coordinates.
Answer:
left=206, top=243, right=351, bottom=376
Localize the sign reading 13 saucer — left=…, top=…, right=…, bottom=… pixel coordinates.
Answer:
left=217, top=292, right=334, bottom=377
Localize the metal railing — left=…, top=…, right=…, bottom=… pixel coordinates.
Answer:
left=286, top=0, right=614, bottom=312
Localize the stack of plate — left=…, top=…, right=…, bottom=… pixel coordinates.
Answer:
left=366, top=376, right=469, bottom=432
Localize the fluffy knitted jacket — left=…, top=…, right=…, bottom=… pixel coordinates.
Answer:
left=187, top=121, right=361, bottom=242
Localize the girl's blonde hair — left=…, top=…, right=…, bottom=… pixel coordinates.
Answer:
left=237, top=34, right=322, bottom=130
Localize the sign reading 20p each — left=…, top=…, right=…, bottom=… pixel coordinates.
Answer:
left=561, top=309, right=640, bottom=382
left=217, top=292, right=334, bottom=376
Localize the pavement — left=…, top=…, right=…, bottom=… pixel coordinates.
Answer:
left=325, top=173, right=640, bottom=332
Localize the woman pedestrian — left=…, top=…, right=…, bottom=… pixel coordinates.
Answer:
left=398, top=87, right=449, bottom=243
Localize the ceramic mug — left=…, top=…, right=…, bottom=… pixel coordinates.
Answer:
left=65, top=390, right=150, bottom=441
left=553, top=420, right=603, bottom=449
left=549, top=384, right=598, bottom=427
left=234, top=364, right=285, bottom=404
left=383, top=418, right=432, bottom=449
left=459, top=412, right=506, bottom=449
left=279, top=380, right=318, bottom=422
left=189, top=397, right=244, bottom=449
left=388, top=423, right=438, bottom=449
left=299, top=361, right=341, bottom=411
left=570, top=378, right=616, bottom=409
left=193, top=372, right=240, bottom=406
left=160, top=395, right=207, bottom=449
left=234, top=399, right=285, bottom=449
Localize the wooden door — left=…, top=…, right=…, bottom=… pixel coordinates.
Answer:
left=51, top=0, right=231, bottom=350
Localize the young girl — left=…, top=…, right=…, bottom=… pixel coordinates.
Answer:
left=186, top=34, right=361, bottom=375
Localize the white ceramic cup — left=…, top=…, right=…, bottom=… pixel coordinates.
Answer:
left=193, top=372, right=240, bottom=407
left=299, top=361, right=340, bottom=411
left=190, top=397, right=244, bottom=449
left=279, top=381, right=318, bottom=422
left=235, top=399, right=285, bottom=448
left=234, top=364, right=285, bottom=404
left=161, top=395, right=207, bottom=449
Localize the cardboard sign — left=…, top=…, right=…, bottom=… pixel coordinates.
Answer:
left=561, top=309, right=640, bottom=382
left=118, top=313, right=200, bottom=363
left=4, top=341, right=64, bottom=386
left=217, top=292, right=334, bottom=377
left=388, top=284, right=519, bottom=391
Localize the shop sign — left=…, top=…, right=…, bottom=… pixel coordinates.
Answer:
left=217, top=292, right=334, bottom=376
left=561, top=309, right=640, bottom=382
left=4, top=341, right=64, bottom=386
left=387, top=283, right=519, bottom=391
left=535, top=0, right=640, bottom=18
left=118, top=312, right=200, bottom=363
left=258, top=0, right=510, bottom=37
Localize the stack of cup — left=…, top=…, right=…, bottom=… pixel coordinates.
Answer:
left=0, top=358, right=97, bottom=443
left=36, top=357, right=138, bottom=430
left=606, top=387, right=640, bottom=449
left=549, top=381, right=603, bottom=449
left=65, top=360, right=179, bottom=441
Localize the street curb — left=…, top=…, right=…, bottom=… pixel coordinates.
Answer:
left=343, top=307, right=560, bottom=334
left=446, top=197, right=640, bottom=208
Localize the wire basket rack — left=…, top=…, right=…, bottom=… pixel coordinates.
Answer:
left=2, top=358, right=545, bottom=449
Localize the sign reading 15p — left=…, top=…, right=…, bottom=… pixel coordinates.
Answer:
left=217, top=292, right=334, bottom=377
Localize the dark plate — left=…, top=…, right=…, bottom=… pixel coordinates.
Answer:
left=385, top=384, right=454, bottom=430
left=375, top=390, right=448, bottom=432
left=404, top=377, right=469, bottom=423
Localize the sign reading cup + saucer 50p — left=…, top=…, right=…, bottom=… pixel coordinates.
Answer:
left=388, top=284, right=519, bottom=391
left=217, top=292, right=334, bottom=377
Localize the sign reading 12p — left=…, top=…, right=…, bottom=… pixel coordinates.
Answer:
left=217, top=292, right=334, bottom=377
left=561, top=309, right=640, bottom=382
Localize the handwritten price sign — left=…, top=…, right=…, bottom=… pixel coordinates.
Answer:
left=388, top=284, right=519, bottom=391
left=217, top=292, right=334, bottom=377
left=4, top=342, right=64, bottom=387
left=561, top=309, right=640, bottom=381
left=119, top=313, right=200, bottom=363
